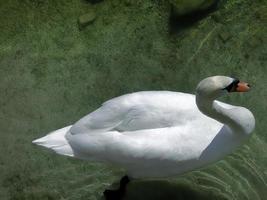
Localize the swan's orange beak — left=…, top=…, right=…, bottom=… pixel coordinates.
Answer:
left=236, top=82, right=250, bottom=92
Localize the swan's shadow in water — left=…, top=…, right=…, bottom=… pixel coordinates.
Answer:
left=101, top=180, right=227, bottom=200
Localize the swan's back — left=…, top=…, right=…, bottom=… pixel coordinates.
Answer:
left=70, top=91, right=216, bottom=134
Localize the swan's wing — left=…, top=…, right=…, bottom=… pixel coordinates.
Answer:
left=67, top=122, right=221, bottom=168
left=70, top=91, right=200, bottom=134
left=70, top=103, right=125, bottom=134
left=68, top=126, right=196, bottom=162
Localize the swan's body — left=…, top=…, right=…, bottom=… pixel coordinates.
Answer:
left=33, top=76, right=255, bottom=179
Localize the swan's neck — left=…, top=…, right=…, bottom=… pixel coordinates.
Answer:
left=196, top=94, right=250, bottom=134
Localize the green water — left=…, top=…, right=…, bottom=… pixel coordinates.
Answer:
left=0, top=0, right=266, bottom=199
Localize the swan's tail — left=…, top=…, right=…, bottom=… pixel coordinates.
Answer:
left=32, top=125, right=74, bottom=157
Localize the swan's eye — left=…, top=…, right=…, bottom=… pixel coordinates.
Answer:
left=223, top=79, right=240, bottom=92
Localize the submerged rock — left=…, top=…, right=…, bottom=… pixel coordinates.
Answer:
left=170, top=0, right=217, bottom=16
left=78, top=10, right=96, bottom=29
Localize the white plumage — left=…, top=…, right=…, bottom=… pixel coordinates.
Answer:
left=33, top=76, right=255, bottom=179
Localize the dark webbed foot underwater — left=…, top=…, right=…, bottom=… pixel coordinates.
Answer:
left=104, top=175, right=130, bottom=200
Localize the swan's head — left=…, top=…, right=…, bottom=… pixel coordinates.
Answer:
left=196, top=76, right=250, bottom=99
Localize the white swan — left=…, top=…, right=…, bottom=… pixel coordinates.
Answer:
left=33, top=75, right=255, bottom=196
